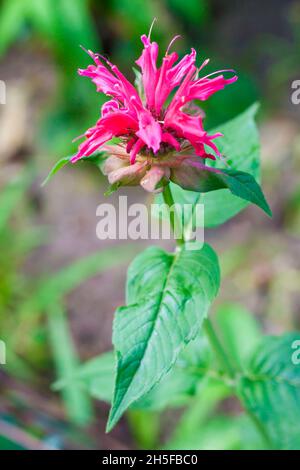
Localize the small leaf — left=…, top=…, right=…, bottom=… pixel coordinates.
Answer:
left=104, top=182, right=120, bottom=196
left=41, top=156, right=71, bottom=186
left=107, top=243, right=220, bottom=431
left=238, top=332, right=300, bottom=450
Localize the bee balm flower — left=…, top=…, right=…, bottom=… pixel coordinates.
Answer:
left=72, top=30, right=237, bottom=193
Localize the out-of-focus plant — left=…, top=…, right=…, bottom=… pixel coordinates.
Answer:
left=0, top=170, right=137, bottom=429
left=0, top=0, right=102, bottom=153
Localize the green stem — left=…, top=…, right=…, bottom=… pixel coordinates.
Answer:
left=203, top=318, right=235, bottom=379
left=203, top=318, right=273, bottom=448
left=162, top=184, right=185, bottom=247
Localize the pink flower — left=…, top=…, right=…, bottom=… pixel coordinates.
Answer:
left=72, top=29, right=237, bottom=193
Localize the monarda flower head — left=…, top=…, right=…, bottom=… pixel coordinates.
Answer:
left=72, top=26, right=237, bottom=193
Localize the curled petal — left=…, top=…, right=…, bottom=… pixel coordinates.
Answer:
left=78, top=49, right=142, bottom=115
left=154, top=48, right=197, bottom=114
left=71, top=128, right=114, bottom=162
left=136, top=35, right=159, bottom=109
left=101, top=99, right=119, bottom=117
left=167, top=48, right=197, bottom=86
left=188, top=74, right=238, bottom=101
left=136, top=110, right=162, bottom=153
left=162, top=132, right=181, bottom=151
left=130, top=138, right=145, bottom=164
left=72, top=111, right=138, bottom=162
left=154, top=52, right=178, bottom=114
left=165, top=107, right=222, bottom=158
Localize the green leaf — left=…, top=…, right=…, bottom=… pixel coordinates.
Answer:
left=165, top=379, right=231, bottom=449
left=214, top=303, right=263, bottom=371
left=171, top=165, right=271, bottom=216
left=156, top=104, right=261, bottom=227
left=47, top=302, right=93, bottom=427
left=217, top=169, right=272, bottom=216
left=198, top=103, right=261, bottom=225
left=238, top=332, right=300, bottom=449
left=135, top=334, right=211, bottom=410
left=107, top=243, right=220, bottom=431
left=104, top=182, right=120, bottom=197
left=167, top=415, right=242, bottom=450
left=41, top=156, right=71, bottom=186
left=53, top=350, right=115, bottom=404
left=42, top=151, right=107, bottom=187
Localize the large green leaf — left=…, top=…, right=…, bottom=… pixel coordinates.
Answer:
left=157, top=104, right=261, bottom=227
left=107, top=243, right=220, bottom=431
left=238, top=332, right=300, bottom=450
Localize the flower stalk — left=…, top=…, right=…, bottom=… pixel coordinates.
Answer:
left=162, top=184, right=185, bottom=247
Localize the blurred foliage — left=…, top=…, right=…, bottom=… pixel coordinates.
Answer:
left=0, top=170, right=138, bottom=441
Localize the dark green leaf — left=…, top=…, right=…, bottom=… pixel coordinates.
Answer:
left=107, top=243, right=220, bottom=431
left=217, top=169, right=272, bottom=216
left=171, top=165, right=271, bottom=216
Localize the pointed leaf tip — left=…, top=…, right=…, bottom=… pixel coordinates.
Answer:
left=220, top=169, right=272, bottom=217
left=41, top=156, right=72, bottom=187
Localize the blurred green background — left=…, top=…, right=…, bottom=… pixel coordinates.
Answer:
left=0, top=0, right=299, bottom=450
